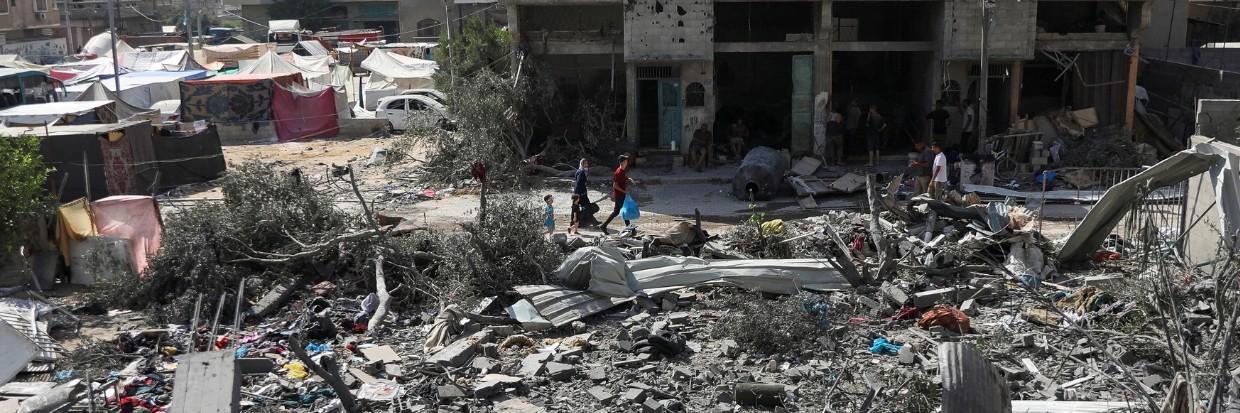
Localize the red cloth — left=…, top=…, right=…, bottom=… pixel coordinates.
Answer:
left=91, top=196, right=162, bottom=275
left=99, top=134, right=137, bottom=196
left=273, top=86, right=339, bottom=142
left=612, top=167, right=627, bottom=198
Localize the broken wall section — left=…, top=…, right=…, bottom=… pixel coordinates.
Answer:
left=1184, top=135, right=1240, bottom=273
left=624, top=0, right=713, bottom=61
left=942, top=0, right=1036, bottom=60
left=1196, top=99, right=1240, bottom=146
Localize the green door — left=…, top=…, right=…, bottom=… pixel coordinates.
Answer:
left=790, top=55, right=813, bottom=155
left=658, top=79, right=683, bottom=149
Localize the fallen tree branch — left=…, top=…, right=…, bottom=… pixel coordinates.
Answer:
left=895, top=264, right=991, bottom=276
left=368, top=253, right=391, bottom=332
left=521, top=164, right=576, bottom=177
left=225, top=228, right=391, bottom=264
left=288, top=336, right=359, bottom=413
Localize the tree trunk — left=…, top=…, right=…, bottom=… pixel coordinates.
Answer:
left=368, top=254, right=390, bottom=332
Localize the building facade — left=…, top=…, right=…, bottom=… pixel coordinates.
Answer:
left=0, top=0, right=66, bottom=63
left=508, top=0, right=1155, bottom=156
left=64, top=0, right=170, bottom=54
left=227, top=0, right=503, bottom=43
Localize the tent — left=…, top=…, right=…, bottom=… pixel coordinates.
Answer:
left=236, top=50, right=326, bottom=78
left=273, top=83, right=339, bottom=141
left=196, top=43, right=273, bottom=70
left=179, top=72, right=304, bottom=123
left=0, top=55, right=48, bottom=72
left=360, top=48, right=438, bottom=109
left=269, top=20, right=301, bottom=36
left=122, top=50, right=210, bottom=72
left=5, top=120, right=223, bottom=202
left=72, top=82, right=160, bottom=123
left=81, top=31, right=136, bottom=58
left=293, top=40, right=331, bottom=56
left=282, top=53, right=356, bottom=103
left=0, top=101, right=118, bottom=126
left=50, top=57, right=130, bottom=85
left=65, top=70, right=209, bottom=108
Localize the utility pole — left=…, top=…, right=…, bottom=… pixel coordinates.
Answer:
left=443, top=0, right=453, bottom=89
left=61, top=0, right=73, bottom=55
left=107, top=0, right=120, bottom=93
left=976, top=0, right=991, bottom=155
left=184, top=0, right=193, bottom=51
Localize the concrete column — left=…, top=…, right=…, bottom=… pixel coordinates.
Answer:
left=507, top=4, right=520, bottom=73
left=626, top=62, right=638, bottom=146
left=1009, top=59, right=1022, bottom=123
left=813, top=0, right=832, bottom=98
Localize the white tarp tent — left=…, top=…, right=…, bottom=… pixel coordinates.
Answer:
left=52, top=57, right=131, bottom=86
left=360, top=48, right=438, bottom=109
left=81, top=31, right=135, bottom=58
left=63, top=70, right=207, bottom=109
left=0, top=101, right=113, bottom=126
left=72, top=82, right=160, bottom=122
left=122, top=50, right=205, bottom=72
left=285, top=53, right=357, bottom=104
left=237, top=50, right=312, bottom=76
left=0, top=55, right=47, bottom=72
left=268, top=20, right=300, bottom=36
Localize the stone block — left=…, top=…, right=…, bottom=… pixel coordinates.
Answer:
left=546, top=362, right=576, bottom=381
left=437, top=384, right=467, bottom=401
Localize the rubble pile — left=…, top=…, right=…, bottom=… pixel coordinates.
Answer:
left=3, top=163, right=1237, bottom=413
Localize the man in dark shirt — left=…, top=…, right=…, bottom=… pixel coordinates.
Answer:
left=865, top=105, right=886, bottom=167
left=906, top=141, right=936, bottom=196
left=690, top=123, right=711, bottom=172
left=600, top=154, right=634, bottom=234
left=924, top=100, right=950, bottom=146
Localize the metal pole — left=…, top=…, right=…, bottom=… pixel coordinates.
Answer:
left=82, top=151, right=91, bottom=200
left=188, top=293, right=202, bottom=353
left=184, top=0, right=193, bottom=51
left=977, top=0, right=989, bottom=155
left=443, top=0, right=454, bottom=90
left=62, top=0, right=73, bottom=55
left=232, top=277, right=244, bottom=331
left=209, top=292, right=225, bottom=349
left=106, top=0, right=120, bottom=93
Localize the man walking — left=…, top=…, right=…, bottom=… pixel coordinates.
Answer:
left=907, top=141, right=935, bottom=196
left=930, top=142, right=948, bottom=200
left=924, top=100, right=950, bottom=146
left=825, top=104, right=845, bottom=166
left=600, top=154, right=634, bottom=234
left=846, top=99, right=862, bottom=161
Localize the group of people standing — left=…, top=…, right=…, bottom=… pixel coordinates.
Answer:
left=543, top=155, right=637, bottom=237
left=815, top=98, right=979, bottom=168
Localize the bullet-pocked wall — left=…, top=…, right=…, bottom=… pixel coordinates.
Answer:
left=623, top=0, right=713, bottom=61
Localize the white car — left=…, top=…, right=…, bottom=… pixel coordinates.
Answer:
left=398, top=89, right=447, bottom=105
left=375, top=94, right=452, bottom=132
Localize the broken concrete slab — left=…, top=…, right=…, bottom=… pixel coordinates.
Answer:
left=734, top=382, right=785, bottom=407
left=170, top=351, right=241, bottom=413
left=359, top=345, right=401, bottom=364
left=519, top=352, right=553, bottom=377
left=545, top=362, right=575, bottom=381
left=426, top=330, right=494, bottom=368
left=253, top=280, right=299, bottom=317
left=437, top=384, right=468, bottom=401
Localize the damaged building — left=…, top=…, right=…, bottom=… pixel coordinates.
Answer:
left=508, top=0, right=1155, bottom=156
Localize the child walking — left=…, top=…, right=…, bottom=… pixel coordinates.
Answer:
left=542, top=195, right=555, bottom=235
left=568, top=194, right=582, bottom=235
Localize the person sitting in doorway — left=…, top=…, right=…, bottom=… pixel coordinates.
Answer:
left=728, top=118, right=750, bottom=160
left=690, top=123, right=711, bottom=172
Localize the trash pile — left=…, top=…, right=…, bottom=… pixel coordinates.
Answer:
left=2, top=150, right=1237, bottom=413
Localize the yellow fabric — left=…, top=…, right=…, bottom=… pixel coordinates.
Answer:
left=56, top=198, right=98, bottom=266
left=761, top=219, right=785, bottom=236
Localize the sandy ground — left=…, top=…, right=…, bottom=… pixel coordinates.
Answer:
left=166, top=137, right=1085, bottom=238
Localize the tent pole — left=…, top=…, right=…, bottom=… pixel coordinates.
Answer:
left=107, top=0, right=121, bottom=93
left=82, top=151, right=91, bottom=200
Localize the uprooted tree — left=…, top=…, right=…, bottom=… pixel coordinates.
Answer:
left=396, top=17, right=626, bottom=184
left=0, top=135, right=50, bottom=259
left=97, top=162, right=561, bottom=326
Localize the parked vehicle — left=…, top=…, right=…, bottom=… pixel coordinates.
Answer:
left=398, top=89, right=447, bottom=105
left=375, top=95, right=453, bottom=132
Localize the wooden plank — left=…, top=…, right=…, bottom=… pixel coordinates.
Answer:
left=171, top=351, right=241, bottom=413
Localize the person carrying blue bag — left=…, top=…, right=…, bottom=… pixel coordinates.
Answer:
left=600, top=154, right=635, bottom=234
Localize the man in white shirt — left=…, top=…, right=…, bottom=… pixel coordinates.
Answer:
left=931, top=142, right=948, bottom=200
left=961, top=99, right=976, bottom=153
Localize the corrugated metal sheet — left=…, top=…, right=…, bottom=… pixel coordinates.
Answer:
left=0, top=298, right=67, bottom=368
left=513, top=285, right=631, bottom=327
left=939, top=342, right=1011, bottom=413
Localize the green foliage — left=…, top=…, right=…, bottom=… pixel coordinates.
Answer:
left=435, top=16, right=513, bottom=86
left=0, top=135, right=50, bottom=257
left=415, top=195, right=563, bottom=300
left=726, top=201, right=792, bottom=259
left=98, top=162, right=357, bottom=323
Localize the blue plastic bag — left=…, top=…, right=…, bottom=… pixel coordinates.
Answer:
left=620, top=196, right=640, bottom=221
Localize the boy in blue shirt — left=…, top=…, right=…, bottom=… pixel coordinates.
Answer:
left=543, top=194, right=555, bottom=235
